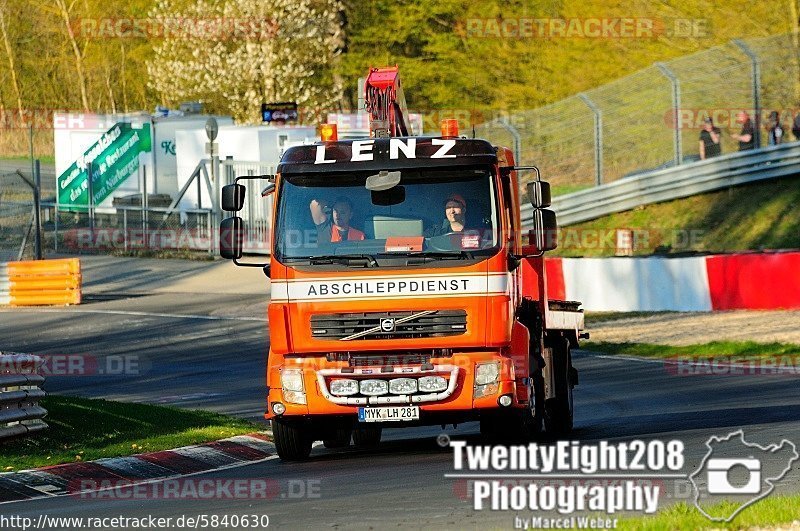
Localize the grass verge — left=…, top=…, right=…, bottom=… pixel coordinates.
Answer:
left=554, top=176, right=800, bottom=257
left=0, top=396, right=262, bottom=471
left=618, top=496, right=800, bottom=530
left=582, top=340, right=800, bottom=359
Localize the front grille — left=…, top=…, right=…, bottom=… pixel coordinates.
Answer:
left=311, top=310, right=467, bottom=340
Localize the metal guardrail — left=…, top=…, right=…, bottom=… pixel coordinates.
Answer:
left=521, top=142, right=800, bottom=228
left=0, top=353, right=47, bottom=440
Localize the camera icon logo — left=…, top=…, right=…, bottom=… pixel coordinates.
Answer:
left=690, top=430, right=798, bottom=522
left=706, top=457, right=761, bottom=495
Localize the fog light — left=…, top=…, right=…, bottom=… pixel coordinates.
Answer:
left=283, top=390, right=307, bottom=405
left=360, top=379, right=388, bottom=396
left=272, top=402, right=286, bottom=415
left=330, top=378, right=358, bottom=396
left=418, top=376, right=448, bottom=393
left=389, top=378, right=417, bottom=395
left=499, top=394, right=513, bottom=407
left=474, top=382, right=499, bottom=398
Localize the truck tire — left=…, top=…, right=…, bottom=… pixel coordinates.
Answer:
left=272, top=419, right=313, bottom=461
left=353, top=426, right=382, bottom=449
left=479, top=372, right=542, bottom=442
left=322, top=426, right=352, bottom=449
left=544, top=337, right=574, bottom=435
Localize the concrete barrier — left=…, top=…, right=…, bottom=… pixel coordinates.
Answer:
left=546, top=251, right=800, bottom=312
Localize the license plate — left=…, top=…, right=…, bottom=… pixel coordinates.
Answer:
left=358, top=406, right=419, bottom=422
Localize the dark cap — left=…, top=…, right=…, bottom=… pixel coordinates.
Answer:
left=444, top=193, right=467, bottom=208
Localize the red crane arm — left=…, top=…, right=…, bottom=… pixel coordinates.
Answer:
left=363, top=66, right=412, bottom=138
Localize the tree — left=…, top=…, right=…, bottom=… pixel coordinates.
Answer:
left=147, top=0, right=345, bottom=123
left=0, top=0, right=24, bottom=119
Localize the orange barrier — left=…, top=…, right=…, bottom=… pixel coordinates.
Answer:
left=0, top=258, right=81, bottom=306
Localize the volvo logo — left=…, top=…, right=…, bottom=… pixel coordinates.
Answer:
left=380, top=318, right=396, bottom=333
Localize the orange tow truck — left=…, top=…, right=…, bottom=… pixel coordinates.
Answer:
left=219, top=67, right=585, bottom=460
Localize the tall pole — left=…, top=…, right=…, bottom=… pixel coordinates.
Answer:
left=87, top=161, right=94, bottom=235
left=579, top=93, right=604, bottom=186
left=734, top=39, right=762, bottom=148
left=656, top=62, right=683, bottom=166
left=29, top=125, right=35, bottom=181
left=142, top=165, right=148, bottom=249
left=33, top=160, right=42, bottom=259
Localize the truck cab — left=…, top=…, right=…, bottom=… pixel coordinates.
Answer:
left=220, top=131, right=584, bottom=460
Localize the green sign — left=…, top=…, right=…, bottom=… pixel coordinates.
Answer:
left=57, top=122, right=152, bottom=209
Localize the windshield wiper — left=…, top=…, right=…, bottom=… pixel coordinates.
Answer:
left=290, top=254, right=379, bottom=267
left=378, top=250, right=474, bottom=263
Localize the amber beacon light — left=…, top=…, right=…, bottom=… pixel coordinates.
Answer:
left=320, top=123, right=338, bottom=142
left=440, top=119, right=459, bottom=138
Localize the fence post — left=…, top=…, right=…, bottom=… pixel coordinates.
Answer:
left=494, top=117, right=521, bottom=165
left=33, top=160, right=42, bottom=259
left=655, top=62, right=683, bottom=166
left=54, top=201, right=59, bottom=253
left=733, top=39, right=762, bottom=149
left=578, top=93, right=603, bottom=186
left=123, top=208, right=128, bottom=252
left=211, top=155, right=220, bottom=256
left=142, top=165, right=148, bottom=250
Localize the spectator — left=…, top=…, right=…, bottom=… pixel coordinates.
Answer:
left=699, top=117, right=721, bottom=160
left=766, top=110, right=784, bottom=146
left=730, top=111, right=756, bottom=151
left=792, top=111, right=800, bottom=141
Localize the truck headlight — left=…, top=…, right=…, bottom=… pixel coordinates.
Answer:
left=418, top=376, right=447, bottom=393
left=330, top=378, right=359, bottom=396
left=474, top=362, right=500, bottom=398
left=389, top=378, right=417, bottom=395
left=475, top=362, right=500, bottom=386
left=281, top=368, right=305, bottom=392
left=360, top=379, right=388, bottom=396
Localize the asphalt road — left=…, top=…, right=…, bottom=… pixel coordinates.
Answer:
left=1, top=258, right=800, bottom=528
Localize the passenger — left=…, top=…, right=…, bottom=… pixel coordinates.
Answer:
left=425, top=193, right=467, bottom=237
left=309, top=196, right=365, bottom=243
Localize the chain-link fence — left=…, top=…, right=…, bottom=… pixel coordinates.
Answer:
left=0, top=157, right=276, bottom=259
left=476, top=33, right=800, bottom=193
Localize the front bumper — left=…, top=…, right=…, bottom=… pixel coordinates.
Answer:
left=265, top=352, right=519, bottom=420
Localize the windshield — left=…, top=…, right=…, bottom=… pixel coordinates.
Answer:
left=274, top=167, right=500, bottom=265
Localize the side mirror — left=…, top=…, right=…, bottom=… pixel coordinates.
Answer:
left=527, top=181, right=551, bottom=208
left=220, top=216, right=243, bottom=260
left=527, top=208, right=558, bottom=253
left=222, top=184, right=246, bottom=212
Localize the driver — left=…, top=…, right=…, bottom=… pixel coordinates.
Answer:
left=309, top=196, right=365, bottom=243
left=425, top=193, right=467, bottom=237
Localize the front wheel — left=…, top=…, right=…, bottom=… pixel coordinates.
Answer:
left=272, top=419, right=313, bottom=461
